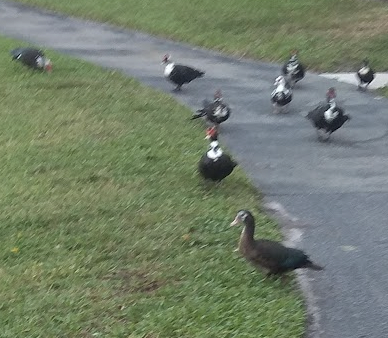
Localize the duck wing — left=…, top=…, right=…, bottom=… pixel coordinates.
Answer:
left=198, top=153, right=237, bottom=182
left=170, top=64, right=205, bottom=85
left=207, top=102, right=231, bottom=124
left=328, top=107, right=349, bottom=133
left=10, top=47, right=45, bottom=69
left=191, top=99, right=212, bottom=120
left=251, top=239, right=317, bottom=273
left=307, top=103, right=329, bottom=129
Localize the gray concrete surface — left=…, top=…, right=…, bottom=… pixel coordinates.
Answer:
left=320, top=72, right=388, bottom=89
left=1, top=1, right=388, bottom=337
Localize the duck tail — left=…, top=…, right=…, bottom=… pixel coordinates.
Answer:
left=305, top=260, right=324, bottom=271
left=191, top=109, right=206, bottom=120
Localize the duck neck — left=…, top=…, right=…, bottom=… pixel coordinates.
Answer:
left=241, top=215, right=255, bottom=244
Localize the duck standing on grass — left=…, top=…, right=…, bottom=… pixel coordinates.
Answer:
left=230, top=210, right=324, bottom=278
left=10, top=47, right=52, bottom=72
left=281, top=50, right=305, bottom=88
left=307, top=87, right=351, bottom=142
left=161, top=54, right=205, bottom=91
left=270, top=75, right=292, bottom=114
left=198, top=131, right=237, bottom=183
left=191, top=89, right=231, bottom=131
left=356, top=59, right=375, bottom=91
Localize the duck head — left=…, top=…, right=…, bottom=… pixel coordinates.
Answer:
left=289, top=49, right=299, bottom=63
left=362, top=58, right=370, bottom=67
left=44, top=59, right=53, bottom=72
left=230, top=210, right=254, bottom=226
left=326, top=87, right=337, bottom=102
left=161, top=54, right=171, bottom=64
left=37, top=56, right=53, bottom=72
left=274, top=75, right=286, bottom=87
left=205, top=126, right=218, bottom=141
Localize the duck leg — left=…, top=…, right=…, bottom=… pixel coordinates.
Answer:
left=317, top=129, right=330, bottom=142
left=172, top=85, right=182, bottom=92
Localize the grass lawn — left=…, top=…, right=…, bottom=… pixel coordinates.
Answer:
left=13, top=0, right=388, bottom=72
left=0, top=35, right=305, bottom=337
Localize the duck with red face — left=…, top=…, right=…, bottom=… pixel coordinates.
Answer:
left=191, top=89, right=231, bottom=131
left=11, top=47, right=52, bottom=72
left=161, top=53, right=205, bottom=91
left=307, top=88, right=351, bottom=142
left=198, top=129, right=237, bottom=183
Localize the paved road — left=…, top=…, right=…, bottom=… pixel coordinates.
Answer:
left=1, top=2, right=388, bottom=337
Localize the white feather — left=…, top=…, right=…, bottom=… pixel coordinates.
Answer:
left=164, top=63, right=175, bottom=77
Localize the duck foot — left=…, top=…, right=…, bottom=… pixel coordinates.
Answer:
left=280, top=274, right=291, bottom=285
left=317, top=129, right=331, bottom=142
left=172, top=85, right=182, bottom=92
left=272, top=105, right=280, bottom=115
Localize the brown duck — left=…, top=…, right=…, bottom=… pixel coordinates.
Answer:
left=231, top=210, right=324, bottom=277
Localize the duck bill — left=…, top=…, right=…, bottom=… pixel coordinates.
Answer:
left=230, top=217, right=239, bottom=226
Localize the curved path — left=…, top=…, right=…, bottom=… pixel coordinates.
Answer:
left=1, top=2, right=388, bottom=337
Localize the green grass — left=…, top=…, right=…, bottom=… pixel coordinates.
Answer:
left=13, top=0, right=388, bottom=72
left=0, top=35, right=305, bottom=337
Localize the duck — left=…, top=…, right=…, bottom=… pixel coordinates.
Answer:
left=191, top=89, right=231, bottom=130
left=230, top=210, right=324, bottom=277
left=281, top=50, right=305, bottom=88
left=270, top=75, right=292, bottom=114
left=161, top=54, right=205, bottom=91
left=10, top=47, right=52, bottom=72
left=356, top=59, right=375, bottom=91
left=307, top=87, right=351, bottom=141
left=198, top=136, right=237, bottom=183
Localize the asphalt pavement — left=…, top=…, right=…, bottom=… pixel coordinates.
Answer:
left=1, top=1, right=388, bottom=337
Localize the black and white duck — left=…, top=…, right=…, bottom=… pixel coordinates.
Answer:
left=270, top=75, right=292, bottom=114
left=231, top=210, right=324, bottom=278
left=198, top=136, right=237, bottom=183
left=191, top=89, right=231, bottom=130
left=10, top=47, right=52, bottom=72
left=307, top=87, right=351, bottom=141
left=281, top=50, right=305, bottom=88
left=162, top=54, right=205, bottom=91
left=356, top=59, right=375, bottom=91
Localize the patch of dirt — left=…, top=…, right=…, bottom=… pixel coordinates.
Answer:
left=102, top=269, right=167, bottom=294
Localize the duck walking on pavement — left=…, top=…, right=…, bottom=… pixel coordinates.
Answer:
left=162, top=54, right=205, bottom=91
left=307, top=87, right=351, bottom=142
left=271, top=75, right=292, bottom=114
left=191, top=89, right=231, bottom=131
left=356, top=59, right=375, bottom=91
left=281, top=50, right=305, bottom=88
